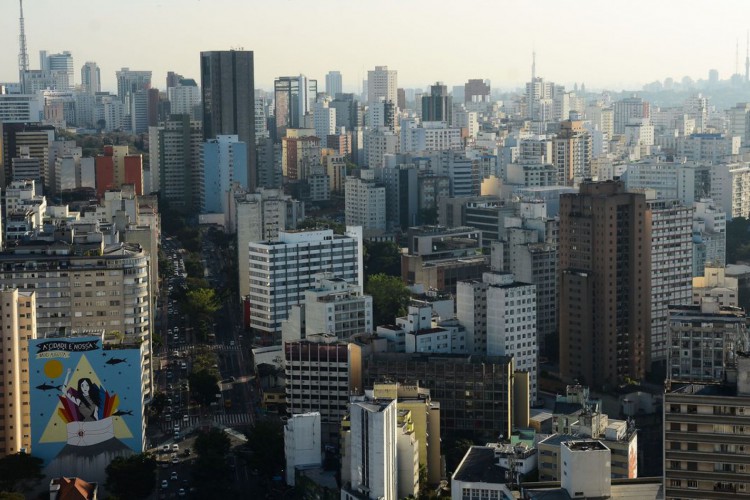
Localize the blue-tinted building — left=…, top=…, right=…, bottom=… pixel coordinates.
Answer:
left=202, top=135, right=247, bottom=214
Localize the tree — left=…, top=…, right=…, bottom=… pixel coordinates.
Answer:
left=0, top=452, right=43, bottom=492
left=192, top=429, right=232, bottom=495
left=363, top=241, right=402, bottom=277
left=365, top=273, right=411, bottom=326
left=188, top=369, right=220, bottom=407
left=183, top=288, right=220, bottom=317
left=0, top=492, right=24, bottom=500
left=105, top=453, right=157, bottom=499
left=244, top=420, right=285, bottom=479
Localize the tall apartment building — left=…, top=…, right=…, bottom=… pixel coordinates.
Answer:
left=115, top=68, right=151, bottom=111
left=232, top=188, right=304, bottom=299
left=152, top=115, right=203, bottom=212
left=0, top=123, right=55, bottom=189
left=559, top=180, right=652, bottom=388
left=167, top=79, right=200, bottom=118
left=40, top=51, right=74, bottom=89
left=648, top=199, right=693, bottom=363
left=325, top=71, right=342, bottom=97
left=202, top=135, right=247, bottom=214
left=553, top=120, right=592, bottom=186
left=284, top=335, right=363, bottom=445
left=0, top=241, right=153, bottom=400
left=421, top=83, right=452, bottom=125
left=367, top=66, right=397, bottom=106
left=200, top=51, right=257, bottom=190
left=341, top=398, right=398, bottom=500
left=94, top=145, right=143, bottom=197
left=664, top=352, right=750, bottom=499
left=247, top=227, right=363, bottom=337
left=613, top=96, right=649, bottom=135
left=80, top=61, right=100, bottom=95
left=344, top=172, right=386, bottom=233
left=274, top=75, right=317, bottom=138
left=485, top=272, right=538, bottom=401
left=281, top=131, right=320, bottom=181
left=464, top=79, right=491, bottom=103
left=0, top=289, right=36, bottom=457
left=693, top=199, right=726, bottom=276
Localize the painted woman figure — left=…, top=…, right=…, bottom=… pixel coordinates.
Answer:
left=64, top=377, right=101, bottom=421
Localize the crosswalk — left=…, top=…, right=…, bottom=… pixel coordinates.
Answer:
left=160, top=413, right=252, bottom=433
left=161, top=343, right=241, bottom=354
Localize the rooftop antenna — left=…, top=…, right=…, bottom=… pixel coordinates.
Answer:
left=18, top=0, right=29, bottom=93
left=745, top=30, right=749, bottom=83
left=736, top=38, right=740, bottom=77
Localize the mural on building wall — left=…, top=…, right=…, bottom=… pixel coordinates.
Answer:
left=29, top=336, right=143, bottom=474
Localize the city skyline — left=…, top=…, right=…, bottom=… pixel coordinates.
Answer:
left=2, top=0, right=750, bottom=93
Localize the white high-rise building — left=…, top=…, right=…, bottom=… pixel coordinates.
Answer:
left=692, top=199, right=726, bottom=277
left=367, top=66, right=397, bottom=106
left=344, top=398, right=398, bottom=500
left=313, top=98, right=336, bottom=143
left=80, top=61, right=100, bottom=95
left=167, top=80, right=201, bottom=118
left=233, top=188, right=304, bottom=299
left=41, top=51, right=74, bottom=90
left=484, top=272, right=538, bottom=401
left=0, top=94, right=43, bottom=123
left=284, top=412, right=322, bottom=486
left=247, top=227, right=363, bottom=337
left=325, top=71, right=342, bottom=97
left=647, top=199, right=694, bottom=362
left=345, top=172, right=386, bottom=232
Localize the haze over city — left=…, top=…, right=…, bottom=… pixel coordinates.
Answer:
left=2, top=0, right=750, bottom=91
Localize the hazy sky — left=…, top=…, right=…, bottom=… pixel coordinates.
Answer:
left=2, top=0, right=750, bottom=94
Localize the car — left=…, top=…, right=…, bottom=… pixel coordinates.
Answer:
left=174, top=431, right=180, bottom=440
left=166, top=384, right=173, bottom=391
left=161, top=444, right=170, bottom=453
left=165, top=414, right=172, bottom=421
left=161, top=480, right=168, bottom=489
left=229, top=340, right=235, bottom=347
left=172, top=444, right=179, bottom=452
left=183, top=448, right=191, bottom=456
left=172, top=456, right=179, bottom=464
left=180, top=362, right=187, bottom=370
left=178, top=489, right=186, bottom=497
left=183, top=414, right=189, bottom=422
left=170, top=471, right=178, bottom=480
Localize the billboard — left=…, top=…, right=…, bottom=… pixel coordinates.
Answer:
left=29, top=336, right=144, bottom=474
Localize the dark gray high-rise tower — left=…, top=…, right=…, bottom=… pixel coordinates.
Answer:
left=200, top=50, right=257, bottom=190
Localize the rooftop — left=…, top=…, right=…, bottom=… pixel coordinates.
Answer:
left=453, top=446, right=508, bottom=484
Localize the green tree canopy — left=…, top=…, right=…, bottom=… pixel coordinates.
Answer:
left=363, top=241, right=402, bottom=277
left=244, top=420, right=285, bottom=479
left=188, top=369, right=220, bottom=407
left=192, top=429, right=232, bottom=495
left=365, top=273, right=411, bottom=326
left=0, top=453, right=43, bottom=492
left=105, top=453, right=157, bottom=499
left=181, top=288, right=220, bottom=324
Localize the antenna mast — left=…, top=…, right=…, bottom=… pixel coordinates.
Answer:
left=745, top=30, right=749, bottom=83
left=18, top=0, right=29, bottom=93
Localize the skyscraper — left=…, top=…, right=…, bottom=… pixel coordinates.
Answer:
left=80, top=61, right=100, bottom=95
left=200, top=50, right=257, bottom=190
left=367, top=66, right=397, bottom=106
left=421, top=82, right=452, bottom=124
left=559, top=180, right=652, bottom=388
left=325, top=70, right=342, bottom=97
left=274, top=75, right=316, bottom=139
left=115, top=68, right=152, bottom=108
